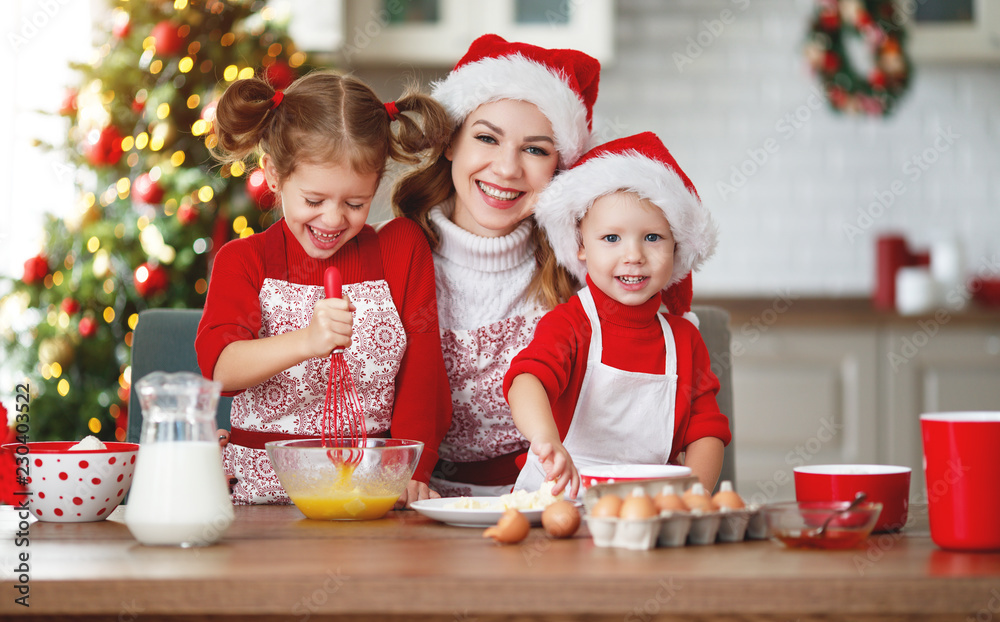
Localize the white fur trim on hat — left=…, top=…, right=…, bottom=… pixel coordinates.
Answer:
left=431, top=54, right=591, bottom=168
left=534, top=151, right=718, bottom=286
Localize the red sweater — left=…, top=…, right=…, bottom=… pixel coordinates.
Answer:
left=503, top=278, right=731, bottom=462
left=195, top=218, right=451, bottom=482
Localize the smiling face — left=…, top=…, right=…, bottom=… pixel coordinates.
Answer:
left=263, top=156, right=380, bottom=260
left=446, top=99, right=559, bottom=238
left=577, top=192, right=677, bottom=306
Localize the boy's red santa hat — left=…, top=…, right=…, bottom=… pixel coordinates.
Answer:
left=431, top=34, right=600, bottom=168
left=534, top=132, right=718, bottom=321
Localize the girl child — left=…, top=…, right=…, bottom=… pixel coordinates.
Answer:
left=391, top=35, right=602, bottom=497
left=504, top=132, right=732, bottom=497
left=196, top=70, right=453, bottom=507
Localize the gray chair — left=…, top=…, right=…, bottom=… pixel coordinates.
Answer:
left=127, top=309, right=232, bottom=443
left=691, top=305, right=736, bottom=490
left=127, top=306, right=735, bottom=488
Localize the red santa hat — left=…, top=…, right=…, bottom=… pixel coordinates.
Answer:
left=534, top=132, right=717, bottom=319
left=431, top=34, right=600, bottom=168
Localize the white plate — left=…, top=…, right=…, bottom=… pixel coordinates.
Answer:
left=410, top=497, right=550, bottom=528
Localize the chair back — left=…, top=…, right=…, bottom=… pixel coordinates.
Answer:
left=690, top=305, right=736, bottom=489
left=127, top=309, right=232, bottom=443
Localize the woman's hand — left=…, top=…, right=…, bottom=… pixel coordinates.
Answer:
left=530, top=435, right=579, bottom=498
left=395, top=479, right=439, bottom=509
left=305, top=295, right=356, bottom=359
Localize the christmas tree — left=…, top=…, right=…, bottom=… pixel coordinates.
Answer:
left=0, top=0, right=308, bottom=445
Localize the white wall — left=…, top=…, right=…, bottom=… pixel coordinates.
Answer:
left=360, top=0, right=999, bottom=298
left=596, top=0, right=999, bottom=297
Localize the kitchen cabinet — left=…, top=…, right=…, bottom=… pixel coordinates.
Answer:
left=699, top=297, right=1000, bottom=502
left=288, top=0, right=615, bottom=65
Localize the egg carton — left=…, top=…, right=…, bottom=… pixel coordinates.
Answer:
left=582, top=479, right=767, bottom=550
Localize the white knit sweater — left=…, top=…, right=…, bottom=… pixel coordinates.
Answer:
left=429, top=201, right=542, bottom=330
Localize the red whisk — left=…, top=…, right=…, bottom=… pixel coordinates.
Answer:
left=321, top=266, right=366, bottom=466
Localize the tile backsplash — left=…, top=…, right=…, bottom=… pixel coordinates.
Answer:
left=597, top=0, right=1000, bottom=297
left=359, top=0, right=1000, bottom=298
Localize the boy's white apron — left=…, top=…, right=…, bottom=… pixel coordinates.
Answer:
left=514, top=286, right=677, bottom=494
left=224, top=225, right=405, bottom=504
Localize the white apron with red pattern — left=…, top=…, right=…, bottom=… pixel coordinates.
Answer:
left=430, top=309, right=544, bottom=498
left=224, top=225, right=406, bottom=504
left=514, top=286, right=677, bottom=495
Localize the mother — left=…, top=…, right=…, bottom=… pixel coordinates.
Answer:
left=392, top=35, right=600, bottom=497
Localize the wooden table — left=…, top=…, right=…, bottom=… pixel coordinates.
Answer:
left=3, top=504, right=999, bottom=621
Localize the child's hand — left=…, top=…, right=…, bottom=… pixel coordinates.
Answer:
left=307, top=295, right=356, bottom=358
left=530, top=436, right=580, bottom=498
left=395, top=479, right=439, bottom=509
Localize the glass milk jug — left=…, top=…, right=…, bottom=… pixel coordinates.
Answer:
left=124, top=371, right=234, bottom=546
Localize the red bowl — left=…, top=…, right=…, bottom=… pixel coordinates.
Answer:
left=794, top=464, right=911, bottom=533
left=579, top=464, right=692, bottom=489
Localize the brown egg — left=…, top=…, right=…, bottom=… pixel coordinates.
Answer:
left=653, top=484, right=689, bottom=513
left=683, top=483, right=718, bottom=512
left=541, top=500, right=581, bottom=538
left=590, top=493, right=624, bottom=518
left=619, top=487, right=657, bottom=520
left=712, top=480, right=745, bottom=510
left=483, top=508, right=530, bottom=544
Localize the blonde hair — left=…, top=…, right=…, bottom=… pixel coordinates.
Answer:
left=212, top=70, right=451, bottom=187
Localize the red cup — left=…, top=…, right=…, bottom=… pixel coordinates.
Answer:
left=794, top=464, right=911, bottom=533
left=921, top=412, right=1000, bottom=551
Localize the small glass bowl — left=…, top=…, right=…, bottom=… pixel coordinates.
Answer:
left=762, top=500, right=882, bottom=550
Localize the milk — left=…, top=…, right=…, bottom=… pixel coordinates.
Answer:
left=124, top=441, right=234, bottom=547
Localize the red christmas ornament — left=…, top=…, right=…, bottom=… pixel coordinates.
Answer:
left=22, top=254, right=49, bottom=285
left=134, top=262, right=170, bottom=298
left=59, top=88, right=78, bottom=116
left=200, top=99, right=218, bottom=122
left=263, top=61, right=297, bottom=90
left=246, top=169, right=275, bottom=209
left=133, top=172, right=164, bottom=204
left=151, top=21, right=185, bottom=56
left=113, top=13, right=130, bottom=39
left=61, top=298, right=81, bottom=315
left=84, top=125, right=124, bottom=167
left=78, top=316, right=98, bottom=338
left=176, top=203, right=199, bottom=225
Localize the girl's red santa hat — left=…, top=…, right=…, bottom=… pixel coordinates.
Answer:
left=534, top=131, right=718, bottom=321
left=431, top=34, right=600, bottom=168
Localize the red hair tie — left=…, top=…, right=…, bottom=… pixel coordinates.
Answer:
left=270, top=90, right=284, bottom=109
left=384, top=100, right=399, bottom=121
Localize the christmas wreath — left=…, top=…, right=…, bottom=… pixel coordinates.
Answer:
left=806, top=0, right=911, bottom=116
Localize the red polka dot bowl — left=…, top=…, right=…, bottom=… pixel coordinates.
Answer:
left=3, top=441, right=140, bottom=522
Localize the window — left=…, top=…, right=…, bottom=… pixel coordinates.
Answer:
left=902, top=0, right=1000, bottom=62
left=288, top=0, right=615, bottom=66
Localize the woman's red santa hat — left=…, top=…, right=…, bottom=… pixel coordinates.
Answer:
left=431, top=34, right=600, bottom=169
left=534, top=131, right=718, bottom=322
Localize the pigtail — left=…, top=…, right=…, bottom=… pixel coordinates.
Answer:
left=389, top=85, right=456, bottom=248
left=211, top=78, right=279, bottom=165
left=525, top=223, right=580, bottom=309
